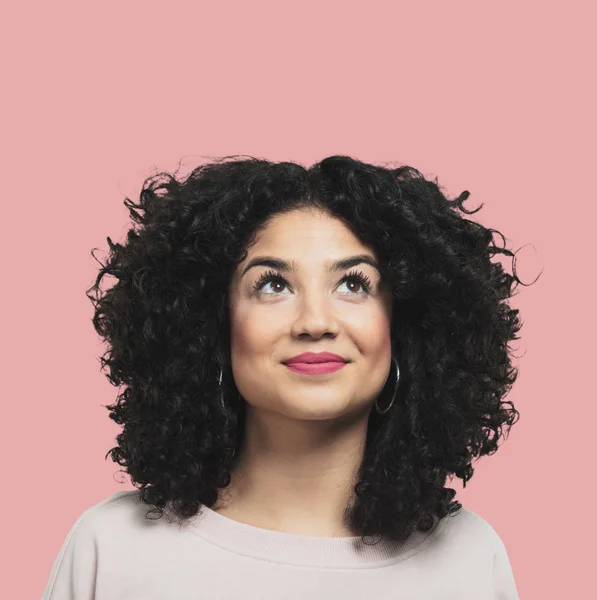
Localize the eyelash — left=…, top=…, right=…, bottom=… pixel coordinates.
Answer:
left=252, top=268, right=373, bottom=296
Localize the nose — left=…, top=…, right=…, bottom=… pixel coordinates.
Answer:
left=288, top=293, right=340, bottom=338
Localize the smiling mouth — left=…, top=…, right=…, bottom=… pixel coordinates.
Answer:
left=283, top=361, right=348, bottom=375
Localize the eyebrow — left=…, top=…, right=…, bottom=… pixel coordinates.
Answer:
left=241, top=254, right=381, bottom=278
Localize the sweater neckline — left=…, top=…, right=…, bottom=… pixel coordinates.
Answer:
left=187, top=503, right=449, bottom=569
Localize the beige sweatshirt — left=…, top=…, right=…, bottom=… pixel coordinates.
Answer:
left=41, top=490, right=519, bottom=599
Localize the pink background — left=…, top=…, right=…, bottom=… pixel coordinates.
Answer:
left=2, top=1, right=594, bottom=598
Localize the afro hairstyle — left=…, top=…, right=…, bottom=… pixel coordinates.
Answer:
left=86, top=154, right=535, bottom=544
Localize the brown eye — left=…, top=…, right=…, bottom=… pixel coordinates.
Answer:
left=338, top=269, right=372, bottom=294
left=252, top=268, right=373, bottom=296
left=252, top=269, right=289, bottom=294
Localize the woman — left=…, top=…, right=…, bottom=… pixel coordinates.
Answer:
left=42, top=154, right=528, bottom=599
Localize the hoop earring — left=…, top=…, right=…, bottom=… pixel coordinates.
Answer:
left=374, top=356, right=400, bottom=415
left=218, top=365, right=242, bottom=406
left=217, top=366, right=238, bottom=461
left=217, top=366, right=228, bottom=411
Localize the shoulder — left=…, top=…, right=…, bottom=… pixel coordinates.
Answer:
left=437, top=505, right=511, bottom=554
left=66, top=489, right=168, bottom=546
left=72, top=490, right=142, bottom=529
left=42, top=492, right=146, bottom=598
left=56, top=489, right=182, bottom=563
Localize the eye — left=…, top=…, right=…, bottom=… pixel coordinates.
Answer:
left=252, top=268, right=372, bottom=296
left=338, top=269, right=372, bottom=294
left=252, top=269, right=289, bottom=295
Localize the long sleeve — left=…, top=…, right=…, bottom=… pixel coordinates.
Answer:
left=493, top=536, right=520, bottom=600
left=40, top=513, right=99, bottom=600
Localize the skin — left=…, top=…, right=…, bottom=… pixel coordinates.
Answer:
left=214, top=208, right=394, bottom=537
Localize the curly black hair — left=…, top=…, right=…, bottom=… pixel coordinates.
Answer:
left=86, top=154, right=535, bottom=545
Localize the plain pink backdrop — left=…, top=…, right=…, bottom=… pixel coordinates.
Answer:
left=2, top=1, right=595, bottom=598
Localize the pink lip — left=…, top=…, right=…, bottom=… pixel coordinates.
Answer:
left=284, top=351, right=347, bottom=364
left=284, top=362, right=347, bottom=375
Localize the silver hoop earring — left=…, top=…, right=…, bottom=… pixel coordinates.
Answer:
left=217, top=365, right=238, bottom=460
left=217, top=366, right=228, bottom=411
left=218, top=365, right=242, bottom=405
left=375, top=356, right=400, bottom=415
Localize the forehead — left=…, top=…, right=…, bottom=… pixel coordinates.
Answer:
left=247, top=209, right=374, bottom=256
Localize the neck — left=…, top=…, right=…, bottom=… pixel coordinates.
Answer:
left=214, top=404, right=371, bottom=537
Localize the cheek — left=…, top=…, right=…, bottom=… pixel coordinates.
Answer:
left=374, top=291, right=393, bottom=344
left=354, top=309, right=392, bottom=355
left=229, top=308, right=278, bottom=358
left=357, top=309, right=393, bottom=385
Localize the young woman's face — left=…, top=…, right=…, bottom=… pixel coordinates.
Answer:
left=227, top=209, right=394, bottom=421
